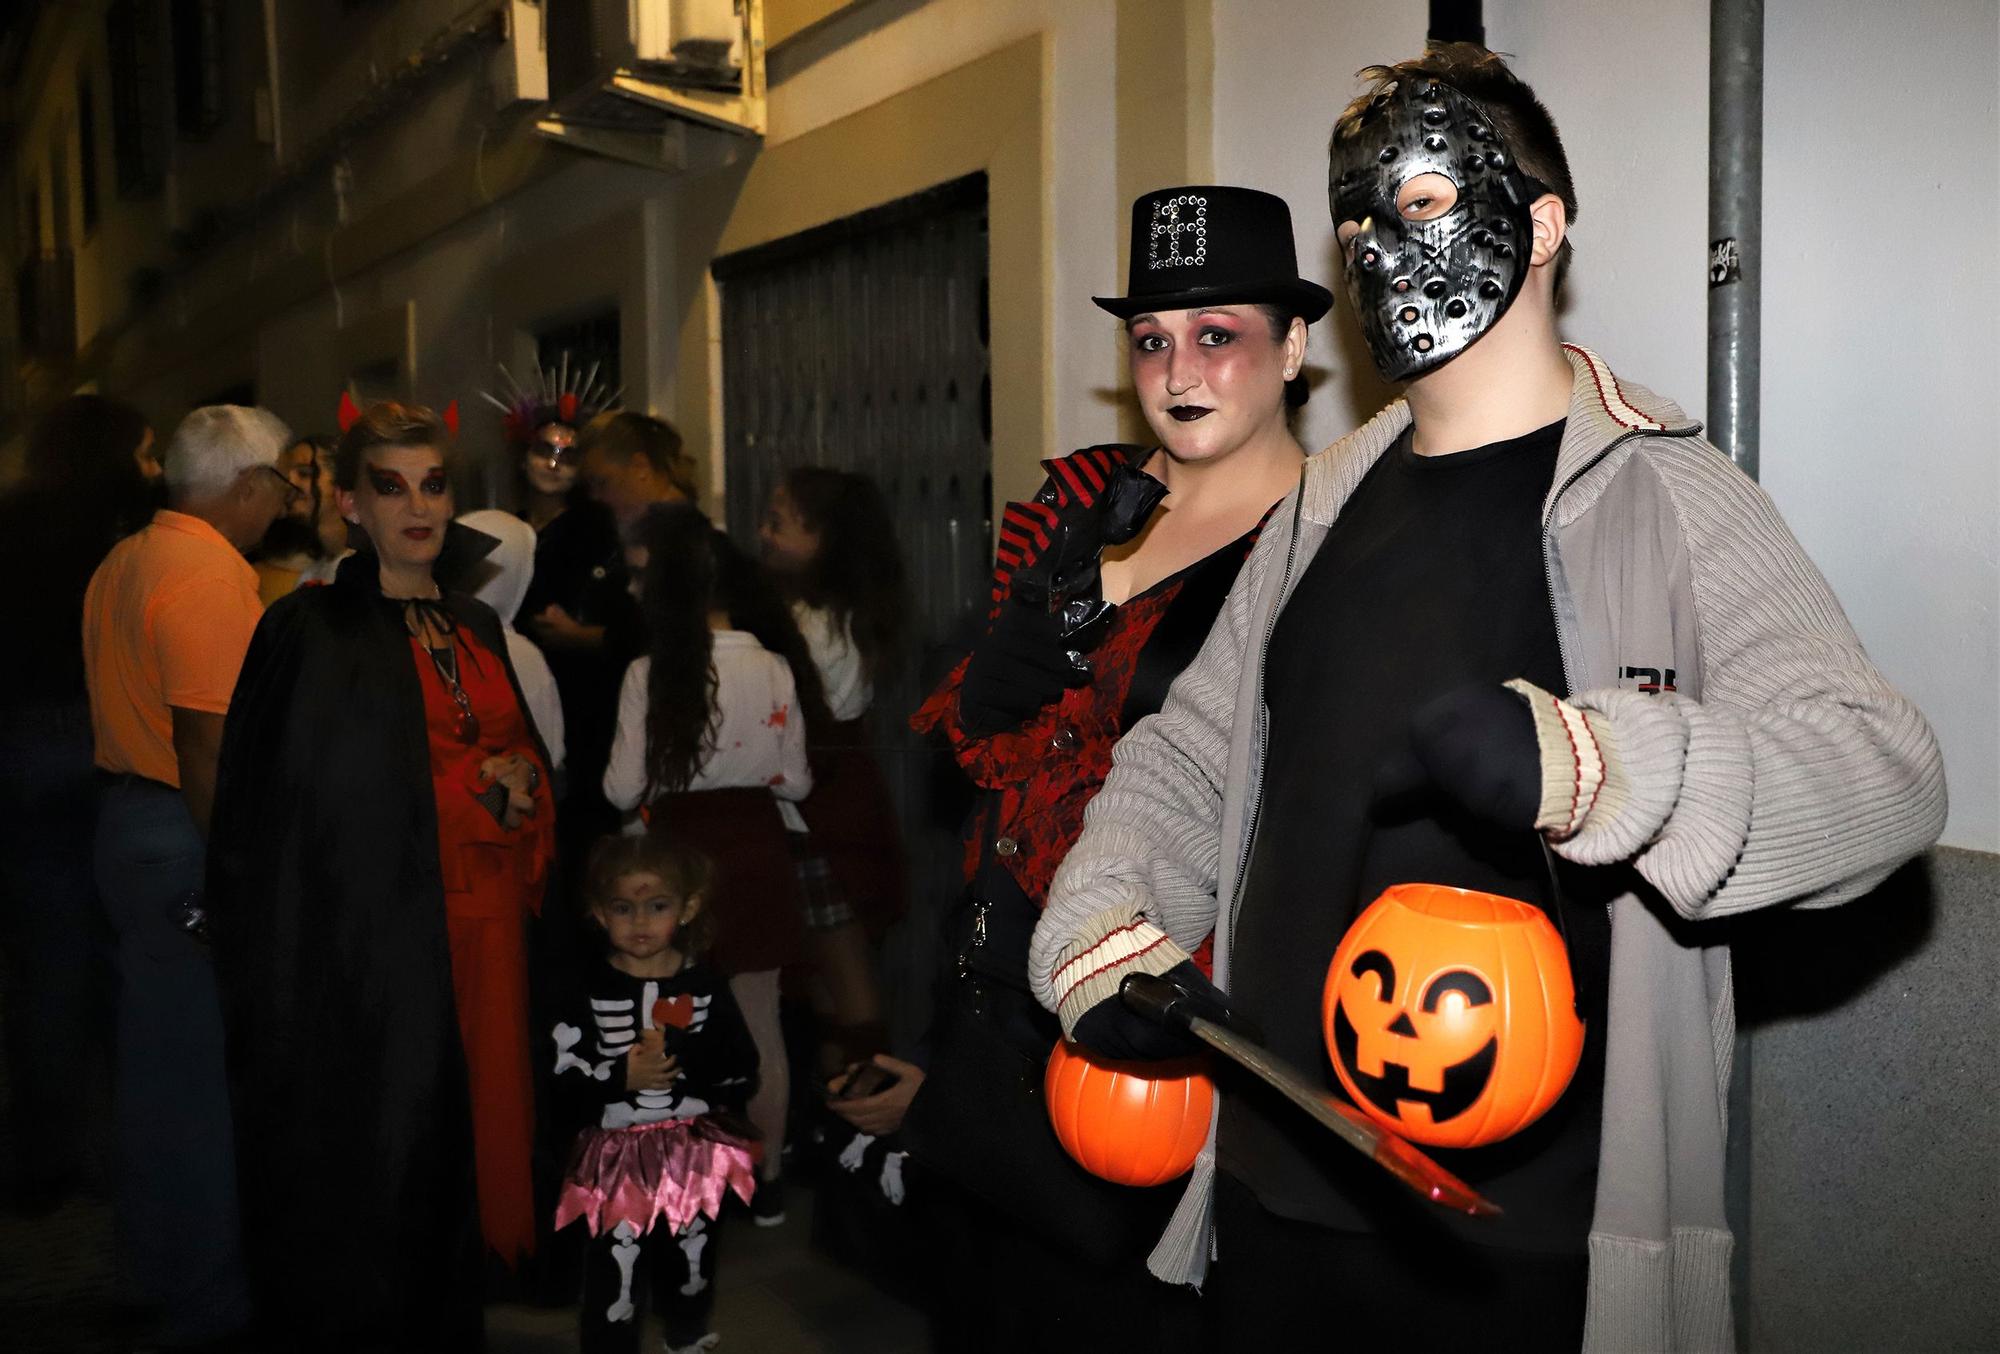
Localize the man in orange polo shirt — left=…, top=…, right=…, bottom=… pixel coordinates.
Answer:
left=83, top=403, right=292, bottom=1349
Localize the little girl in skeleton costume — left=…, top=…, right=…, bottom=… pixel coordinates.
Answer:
left=552, top=835, right=759, bottom=1354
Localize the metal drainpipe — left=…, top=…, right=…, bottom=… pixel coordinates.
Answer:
left=1417, top=1, right=1760, bottom=1336
left=1710, top=2, right=1763, bottom=1348
left=1427, top=0, right=1485, bottom=48
left=1710, top=0, right=1763, bottom=476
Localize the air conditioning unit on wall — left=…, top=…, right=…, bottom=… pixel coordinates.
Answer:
left=497, top=0, right=552, bottom=105
left=537, top=0, right=765, bottom=170
left=631, top=0, right=744, bottom=69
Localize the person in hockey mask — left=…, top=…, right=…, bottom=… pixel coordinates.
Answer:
left=1327, top=61, right=1567, bottom=383
left=1031, top=43, right=1942, bottom=1353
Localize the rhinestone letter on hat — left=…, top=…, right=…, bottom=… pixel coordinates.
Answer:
left=1148, top=193, right=1208, bottom=270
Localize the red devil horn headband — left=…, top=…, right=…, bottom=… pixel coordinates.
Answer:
left=335, top=392, right=460, bottom=439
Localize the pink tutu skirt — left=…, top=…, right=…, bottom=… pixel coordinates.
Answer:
left=556, top=1117, right=760, bottom=1238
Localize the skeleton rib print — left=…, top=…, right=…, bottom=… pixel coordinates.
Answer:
left=552, top=981, right=742, bottom=1129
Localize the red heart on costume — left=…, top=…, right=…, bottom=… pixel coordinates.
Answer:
left=653, top=995, right=695, bottom=1030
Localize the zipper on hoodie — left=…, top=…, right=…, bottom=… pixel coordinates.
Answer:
left=1540, top=446, right=1618, bottom=689
left=1538, top=421, right=1701, bottom=686
left=1226, top=472, right=1308, bottom=948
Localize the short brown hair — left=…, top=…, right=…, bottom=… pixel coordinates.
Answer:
left=580, top=834, right=718, bottom=958
left=578, top=411, right=697, bottom=502
left=1332, top=44, right=1578, bottom=290
left=333, top=400, right=453, bottom=489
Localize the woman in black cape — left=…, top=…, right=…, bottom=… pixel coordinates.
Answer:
left=209, top=402, right=554, bottom=1352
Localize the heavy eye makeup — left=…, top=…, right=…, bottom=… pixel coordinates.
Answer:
left=1130, top=322, right=1243, bottom=353
left=364, top=464, right=449, bottom=497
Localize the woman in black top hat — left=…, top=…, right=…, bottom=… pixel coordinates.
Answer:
left=826, top=186, right=1330, bottom=1349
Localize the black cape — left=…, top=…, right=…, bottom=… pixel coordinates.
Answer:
left=209, top=529, right=547, bottom=1352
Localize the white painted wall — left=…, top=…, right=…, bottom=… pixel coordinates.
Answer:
left=1211, top=0, right=2000, bottom=851
left=1209, top=0, right=1428, bottom=438
left=246, top=154, right=666, bottom=484
left=1757, top=0, right=1999, bottom=852
left=1212, top=0, right=1708, bottom=453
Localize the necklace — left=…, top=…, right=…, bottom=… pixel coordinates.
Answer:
left=423, top=639, right=481, bottom=744
left=393, top=584, right=479, bottom=744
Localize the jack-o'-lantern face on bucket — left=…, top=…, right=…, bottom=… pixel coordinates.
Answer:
left=1321, top=884, right=1584, bottom=1149
left=1331, top=947, right=1500, bottom=1131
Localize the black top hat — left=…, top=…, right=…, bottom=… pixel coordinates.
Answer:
left=1093, top=185, right=1333, bottom=323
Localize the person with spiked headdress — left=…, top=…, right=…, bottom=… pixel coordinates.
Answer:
left=480, top=351, right=622, bottom=538
left=483, top=358, right=639, bottom=870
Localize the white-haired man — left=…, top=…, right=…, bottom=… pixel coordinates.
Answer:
left=82, top=402, right=292, bottom=1348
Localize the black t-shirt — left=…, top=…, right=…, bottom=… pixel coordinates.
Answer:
left=520, top=498, right=638, bottom=797
left=1220, top=419, right=1610, bottom=1253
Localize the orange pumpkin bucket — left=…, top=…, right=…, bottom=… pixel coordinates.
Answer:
left=1044, top=1039, right=1214, bottom=1187
left=1321, top=883, right=1584, bottom=1149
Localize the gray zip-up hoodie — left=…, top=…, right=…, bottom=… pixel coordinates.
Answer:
left=1030, top=345, right=1946, bottom=1352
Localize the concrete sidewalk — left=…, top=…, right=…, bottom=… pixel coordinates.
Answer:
left=0, top=1179, right=928, bottom=1353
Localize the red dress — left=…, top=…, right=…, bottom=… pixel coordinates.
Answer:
left=411, top=628, right=554, bottom=1267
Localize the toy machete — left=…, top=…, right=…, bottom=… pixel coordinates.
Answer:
left=1119, top=971, right=1501, bottom=1218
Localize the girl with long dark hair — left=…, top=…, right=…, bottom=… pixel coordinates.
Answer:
left=759, top=468, right=911, bottom=1066
left=761, top=467, right=906, bottom=701
left=603, top=507, right=826, bottom=1225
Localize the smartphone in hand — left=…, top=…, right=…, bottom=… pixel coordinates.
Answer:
left=831, top=1061, right=901, bottom=1101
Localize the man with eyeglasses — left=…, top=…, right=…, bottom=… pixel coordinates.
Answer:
left=81, top=402, right=292, bottom=1350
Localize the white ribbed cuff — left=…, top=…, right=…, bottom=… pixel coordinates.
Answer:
left=1047, top=906, right=1190, bottom=1036
left=1509, top=678, right=1622, bottom=841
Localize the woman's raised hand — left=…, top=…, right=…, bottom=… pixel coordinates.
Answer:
left=478, top=754, right=541, bottom=829
left=528, top=603, right=596, bottom=650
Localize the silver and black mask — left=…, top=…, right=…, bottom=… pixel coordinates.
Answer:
left=1328, top=77, right=1548, bottom=382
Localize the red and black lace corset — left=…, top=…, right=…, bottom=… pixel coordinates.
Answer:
left=913, top=445, right=1262, bottom=914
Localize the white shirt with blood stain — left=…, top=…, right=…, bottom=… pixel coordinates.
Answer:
left=793, top=602, right=872, bottom=723
left=602, top=630, right=813, bottom=821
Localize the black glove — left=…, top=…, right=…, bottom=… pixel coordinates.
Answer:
left=1376, top=682, right=1542, bottom=831
left=1070, top=961, right=1231, bottom=1063
left=957, top=597, right=1085, bottom=737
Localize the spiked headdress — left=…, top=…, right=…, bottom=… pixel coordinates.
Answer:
left=478, top=352, right=621, bottom=448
